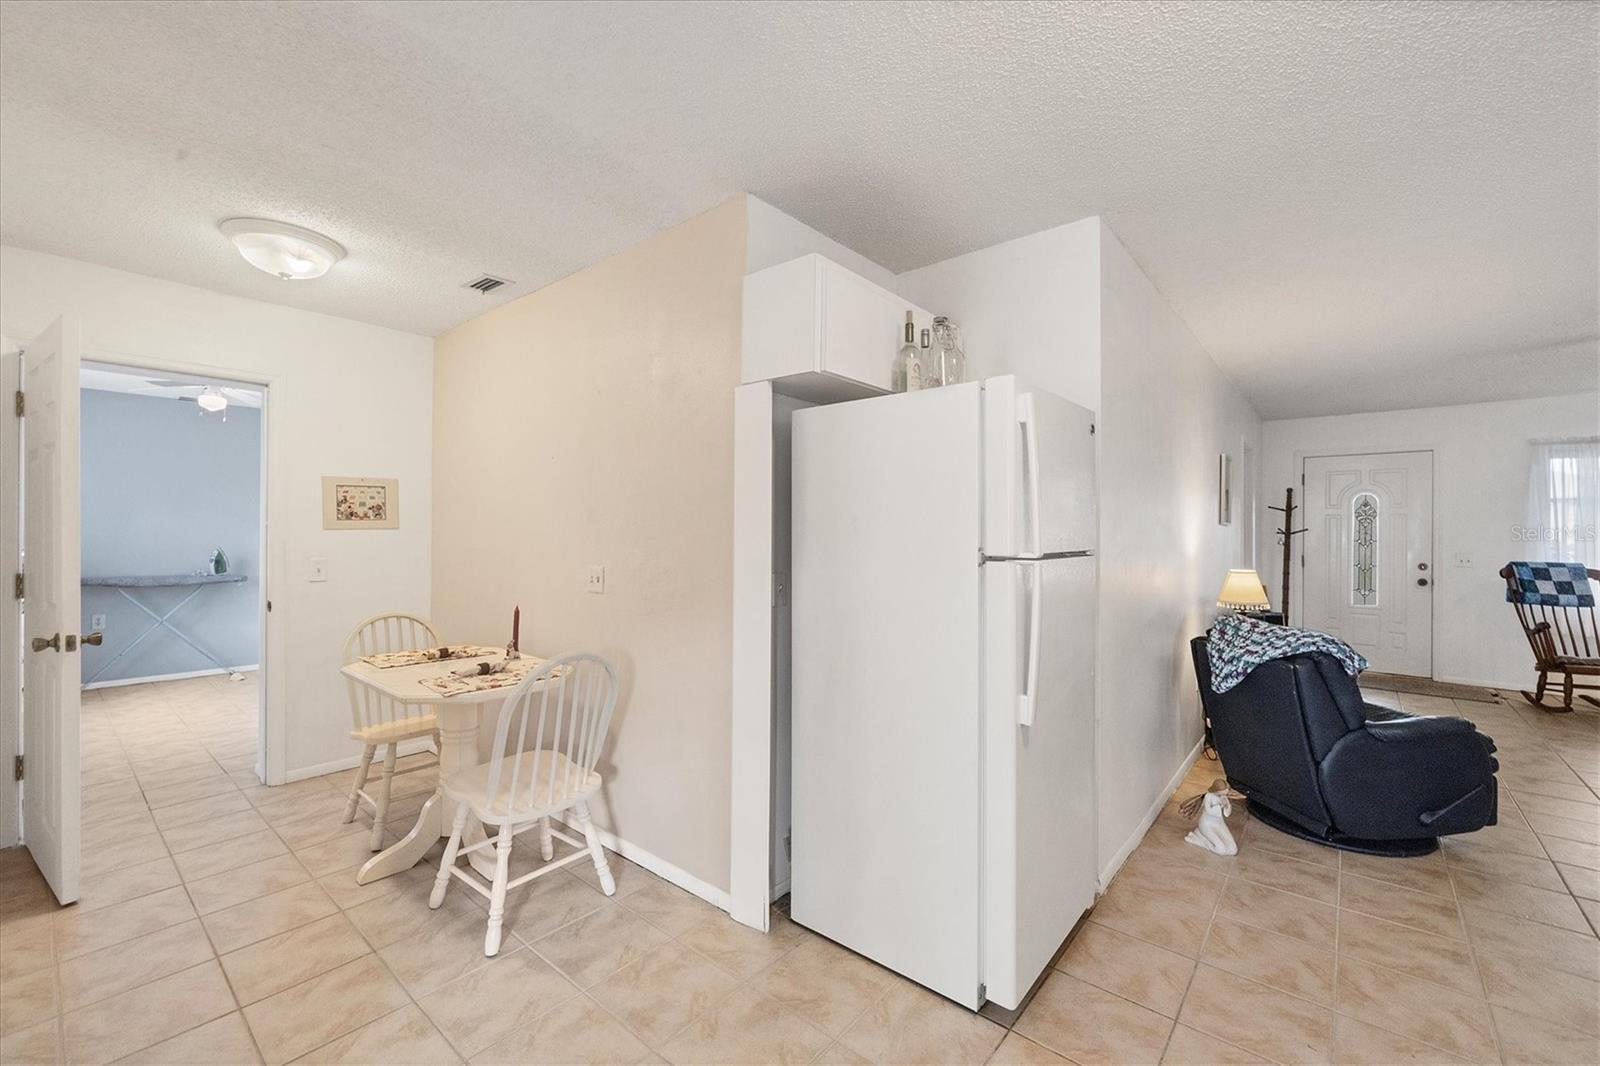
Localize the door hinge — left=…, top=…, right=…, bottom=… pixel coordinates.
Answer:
left=12, top=391, right=21, bottom=417
left=12, top=573, right=20, bottom=599
left=12, top=755, right=21, bottom=782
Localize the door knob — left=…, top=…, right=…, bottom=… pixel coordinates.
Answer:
left=1417, top=578, right=1430, bottom=587
left=31, top=633, right=60, bottom=652
left=81, top=631, right=103, bottom=647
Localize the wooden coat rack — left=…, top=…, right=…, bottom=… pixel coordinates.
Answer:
left=1268, top=487, right=1308, bottom=622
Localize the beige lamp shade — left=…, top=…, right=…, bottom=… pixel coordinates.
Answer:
left=1217, top=568, right=1271, bottom=610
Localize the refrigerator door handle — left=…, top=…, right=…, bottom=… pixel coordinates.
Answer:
left=1018, top=560, right=1043, bottom=727
left=1018, top=392, right=1042, bottom=558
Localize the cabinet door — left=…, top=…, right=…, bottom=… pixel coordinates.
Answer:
left=820, top=262, right=904, bottom=393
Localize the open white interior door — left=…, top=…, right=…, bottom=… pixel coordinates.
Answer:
left=21, top=315, right=81, bottom=904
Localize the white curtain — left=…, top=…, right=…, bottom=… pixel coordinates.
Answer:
left=1527, top=437, right=1600, bottom=568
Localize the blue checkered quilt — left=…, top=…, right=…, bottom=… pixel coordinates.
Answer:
left=1505, top=562, right=1595, bottom=608
left=1205, top=611, right=1368, bottom=694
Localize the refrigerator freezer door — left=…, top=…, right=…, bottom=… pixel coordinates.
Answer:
left=982, top=553, right=1097, bottom=1009
left=983, top=377, right=1098, bottom=558
left=791, top=384, right=986, bottom=1009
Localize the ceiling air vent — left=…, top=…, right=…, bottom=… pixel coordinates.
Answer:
left=464, top=274, right=512, bottom=294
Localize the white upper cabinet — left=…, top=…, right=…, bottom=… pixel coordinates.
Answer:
left=743, top=254, right=934, bottom=403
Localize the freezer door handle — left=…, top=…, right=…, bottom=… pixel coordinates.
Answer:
left=1018, top=560, right=1043, bottom=727
left=1018, top=392, right=1042, bottom=559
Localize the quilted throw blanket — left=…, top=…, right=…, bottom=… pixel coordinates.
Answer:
left=1206, top=611, right=1368, bottom=694
left=1505, top=561, right=1595, bottom=607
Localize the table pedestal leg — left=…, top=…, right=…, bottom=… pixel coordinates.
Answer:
left=355, top=705, right=497, bottom=883
left=357, top=789, right=443, bottom=884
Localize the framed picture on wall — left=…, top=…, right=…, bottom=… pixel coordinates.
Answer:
left=323, top=476, right=399, bottom=530
left=1217, top=453, right=1233, bottom=526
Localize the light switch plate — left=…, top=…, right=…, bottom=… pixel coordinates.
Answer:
left=587, top=565, right=605, bottom=594
left=309, top=556, right=329, bottom=582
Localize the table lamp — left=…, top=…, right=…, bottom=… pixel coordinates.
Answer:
left=1216, top=568, right=1271, bottom=613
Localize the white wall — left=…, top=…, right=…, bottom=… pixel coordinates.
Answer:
left=432, top=199, right=746, bottom=898
left=1096, top=225, right=1262, bottom=881
left=904, top=219, right=1262, bottom=883
left=898, top=218, right=1101, bottom=412
left=1261, top=394, right=1600, bottom=689
left=0, top=246, right=434, bottom=782
left=745, top=196, right=901, bottom=291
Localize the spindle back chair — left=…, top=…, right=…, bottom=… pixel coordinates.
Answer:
left=428, top=653, right=620, bottom=955
left=341, top=612, right=444, bottom=848
left=1501, top=564, right=1600, bottom=712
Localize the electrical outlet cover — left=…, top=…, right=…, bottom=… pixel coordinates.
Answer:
left=90, top=613, right=106, bottom=631
left=587, top=565, right=605, bottom=594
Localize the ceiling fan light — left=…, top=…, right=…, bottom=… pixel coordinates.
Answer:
left=196, top=390, right=228, bottom=413
left=220, top=218, right=345, bottom=280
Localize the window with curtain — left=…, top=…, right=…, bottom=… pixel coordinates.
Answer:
left=1526, top=438, right=1600, bottom=568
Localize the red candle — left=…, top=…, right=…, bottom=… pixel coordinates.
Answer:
left=512, top=606, right=520, bottom=651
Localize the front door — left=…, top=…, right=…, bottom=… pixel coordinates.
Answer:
left=1302, top=451, right=1432, bottom=677
left=21, top=316, right=82, bottom=903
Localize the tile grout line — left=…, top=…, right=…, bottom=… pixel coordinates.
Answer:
left=1153, top=794, right=1242, bottom=1063
left=70, top=684, right=273, bottom=1063
left=1446, top=862, right=1509, bottom=1066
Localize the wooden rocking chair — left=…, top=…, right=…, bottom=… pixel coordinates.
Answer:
left=1501, top=563, right=1600, bottom=712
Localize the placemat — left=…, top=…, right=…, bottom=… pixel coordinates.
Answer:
left=359, top=645, right=501, bottom=669
left=418, top=655, right=546, bottom=697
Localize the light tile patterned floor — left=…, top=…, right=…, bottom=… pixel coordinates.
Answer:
left=1, top=677, right=1597, bottom=1063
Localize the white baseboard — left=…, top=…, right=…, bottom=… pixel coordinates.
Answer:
left=1431, top=673, right=1521, bottom=693
left=83, top=664, right=260, bottom=690
left=554, top=811, right=732, bottom=913
left=1098, top=737, right=1204, bottom=891
left=284, top=737, right=436, bottom=784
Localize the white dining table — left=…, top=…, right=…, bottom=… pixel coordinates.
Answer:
left=341, top=649, right=549, bottom=884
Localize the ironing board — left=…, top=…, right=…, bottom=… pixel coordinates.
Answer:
left=81, top=573, right=247, bottom=684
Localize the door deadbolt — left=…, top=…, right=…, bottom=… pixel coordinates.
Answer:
left=1417, top=578, right=1430, bottom=587
left=31, top=633, right=59, bottom=652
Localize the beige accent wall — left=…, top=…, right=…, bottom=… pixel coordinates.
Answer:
left=431, top=198, right=747, bottom=892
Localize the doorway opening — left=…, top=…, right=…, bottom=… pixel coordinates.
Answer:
left=78, top=362, right=269, bottom=805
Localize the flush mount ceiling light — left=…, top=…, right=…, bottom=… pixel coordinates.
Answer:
left=219, top=217, right=345, bottom=280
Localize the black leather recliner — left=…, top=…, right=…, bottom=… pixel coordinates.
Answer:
left=1190, top=636, right=1499, bottom=856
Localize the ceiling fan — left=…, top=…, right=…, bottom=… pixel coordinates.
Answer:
left=133, top=378, right=256, bottom=416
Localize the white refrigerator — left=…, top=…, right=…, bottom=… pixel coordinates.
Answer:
left=790, top=375, right=1097, bottom=1011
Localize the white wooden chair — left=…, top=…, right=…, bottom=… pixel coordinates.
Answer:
left=342, top=612, right=444, bottom=850
left=429, top=652, right=619, bottom=955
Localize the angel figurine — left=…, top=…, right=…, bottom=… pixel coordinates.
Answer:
left=1178, top=778, right=1244, bottom=855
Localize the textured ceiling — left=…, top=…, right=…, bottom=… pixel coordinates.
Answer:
left=1, top=0, right=1594, bottom=417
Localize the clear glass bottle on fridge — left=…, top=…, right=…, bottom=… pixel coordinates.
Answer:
left=930, top=316, right=965, bottom=386
left=893, top=311, right=923, bottom=392
left=918, top=328, right=936, bottom=387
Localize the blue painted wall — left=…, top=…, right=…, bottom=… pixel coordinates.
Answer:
left=80, top=389, right=261, bottom=684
